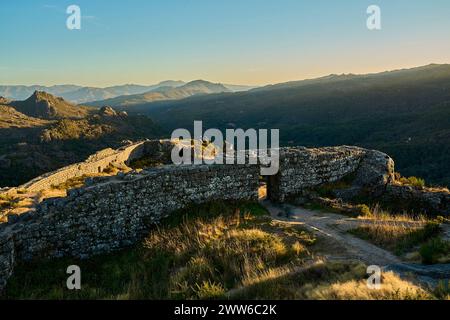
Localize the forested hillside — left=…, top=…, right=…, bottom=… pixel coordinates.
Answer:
left=127, top=64, right=450, bottom=187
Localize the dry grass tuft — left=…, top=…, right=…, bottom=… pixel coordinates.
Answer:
left=350, top=220, right=441, bottom=255
left=231, top=261, right=433, bottom=300
left=0, top=189, right=37, bottom=220
left=308, top=271, right=430, bottom=300
left=357, top=204, right=429, bottom=223
left=143, top=207, right=314, bottom=299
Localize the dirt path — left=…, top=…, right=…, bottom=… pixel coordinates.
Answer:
left=262, top=200, right=402, bottom=266
left=261, top=200, right=450, bottom=288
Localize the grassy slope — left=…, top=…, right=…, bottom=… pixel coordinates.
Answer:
left=2, top=201, right=442, bottom=300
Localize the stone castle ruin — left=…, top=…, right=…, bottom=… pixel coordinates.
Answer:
left=1, top=140, right=449, bottom=291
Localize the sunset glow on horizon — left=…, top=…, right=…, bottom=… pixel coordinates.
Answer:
left=1, top=0, right=450, bottom=87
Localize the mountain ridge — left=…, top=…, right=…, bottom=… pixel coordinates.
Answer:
left=9, top=91, right=90, bottom=120
left=85, top=80, right=232, bottom=107
left=122, top=63, right=450, bottom=187
left=0, top=80, right=256, bottom=105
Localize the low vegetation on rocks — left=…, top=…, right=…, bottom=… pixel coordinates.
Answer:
left=397, top=175, right=426, bottom=189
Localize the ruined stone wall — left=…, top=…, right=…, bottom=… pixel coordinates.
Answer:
left=16, top=139, right=219, bottom=193
left=0, top=143, right=407, bottom=292
left=0, top=233, right=13, bottom=291
left=0, top=163, right=259, bottom=289
left=21, top=164, right=258, bottom=260
left=20, top=141, right=147, bottom=192
left=269, top=146, right=394, bottom=202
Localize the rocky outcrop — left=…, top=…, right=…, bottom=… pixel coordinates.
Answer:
left=352, top=149, right=395, bottom=194
left=269, top=146, right=394, bottom=202
left=98, top=106, right=128, bottom=118
left=383, top=184, right=450, bottom=216
left=98, top=106, right=118, bottom=117
left=9, top=91, right=88, bottom=119
left=0, top=97, right=10, bottom=105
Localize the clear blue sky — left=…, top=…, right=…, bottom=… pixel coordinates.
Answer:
left=1, top=0, right=450, bottom=87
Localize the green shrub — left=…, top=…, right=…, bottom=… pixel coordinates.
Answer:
left=396, top=222, right=441, bottom=254
left=419, top=238, right=450, bottom=264
left=194, top=281, right=225, bottom=300
left=433, top=281, right=450, bottom=300
left=128, top=157, right=164, bottom=169
left=356, top=204, right=371, bottom=216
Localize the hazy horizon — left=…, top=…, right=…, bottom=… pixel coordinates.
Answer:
left=1, top=62, right=449, bottom=89
left=2, top=0, right=450, bottom=86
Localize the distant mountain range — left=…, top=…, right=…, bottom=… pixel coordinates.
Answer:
left=121, top=64, right=450, bottom=187
left=0, top=81, right=257, bottom=105
left=2, top=64, right=450, bottom=187
left=85, top=80, right=234, bottom=107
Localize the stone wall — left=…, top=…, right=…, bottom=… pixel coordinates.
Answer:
left=269, top=146, right=394, bottom=202
left=23, top=164, right=258, bottom=260
left=19, top=141, right=146, bottom=192
left=16, top=139, right=221, bottom=193
left=0, top=143, right=413, bottom=292
left=0, top=163, right=259, bottom=289
left=0, top=233, right=13, bottom=291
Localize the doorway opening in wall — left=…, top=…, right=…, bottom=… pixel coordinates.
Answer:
left=258, top=176, right=268, bottom=200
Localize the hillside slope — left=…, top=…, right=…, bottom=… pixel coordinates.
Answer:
left=0, top=104, right=49, bottom=129
left=0, top=93, right=162, bottom=186
left=127, top=64, right=450, bottom=186
left=9, top=91, right=90, bottom=119
left=3, top=202, right=438, bottom=300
